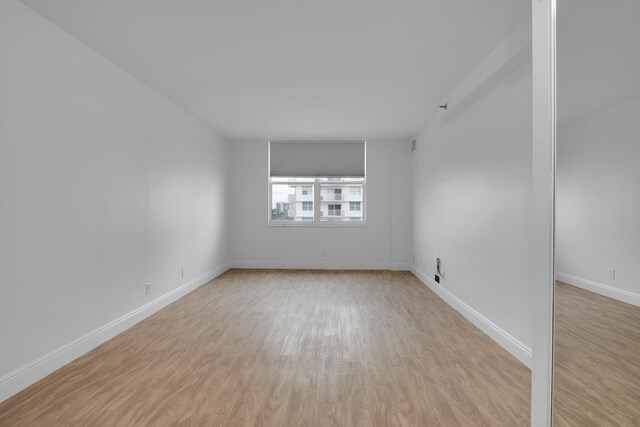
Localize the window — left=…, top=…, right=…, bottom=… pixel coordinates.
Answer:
left=328, top=204, right=342, bottom=216
left=270, top=181, right=314, bottom=222
left=268, top=141, right=365, bottom=225
left=269, top=178, right=365, bottom=224
left=319, top=179, right=363, bottom=222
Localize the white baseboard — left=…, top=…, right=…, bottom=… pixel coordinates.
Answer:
left=390, top=263, right=412, bottom=271
left=556, top=271, right=640, bottom=307
left=410, top=265, right=532, bottom=369
left=0, top=262, right=231, bottom=403
left=230, top=260, right=410, bottom=270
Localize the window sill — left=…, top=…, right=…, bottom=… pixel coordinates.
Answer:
left=268, top=222, right=367, bottom=227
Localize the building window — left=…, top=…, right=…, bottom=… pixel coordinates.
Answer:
left=328, top=204, right=342, bottom=216
left=268, top=141, right=365, bottom=226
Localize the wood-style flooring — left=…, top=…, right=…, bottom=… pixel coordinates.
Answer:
left=0, top=270, right=531, bottom=426
left=553, top=281, right=640, bottom=426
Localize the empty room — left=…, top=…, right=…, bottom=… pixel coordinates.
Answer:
left=0, top=0, right=636, bottom=426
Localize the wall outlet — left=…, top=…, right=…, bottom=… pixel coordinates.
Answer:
left=320, top=250, right=326, bottom=257
left=608, top=269, right=616, bottom=280
left=436, top=257, right=445, bottom=278
left=181, top=267, right=185, bottom=278
left=145, top=283, right=151, bottom=295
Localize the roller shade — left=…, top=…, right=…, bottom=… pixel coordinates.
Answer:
left=269, top=141, right=365, bottom=177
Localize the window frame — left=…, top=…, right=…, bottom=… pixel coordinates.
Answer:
left=267, top=177, right=366, bottom=227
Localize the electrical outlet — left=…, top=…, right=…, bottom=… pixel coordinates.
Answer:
left=436, top=257, right=445, bottom=279
left=320, top=250, right=326, bottom=257
left=608, top=269, right=616, bottom=280
left=145, top=283, right=151, bottom=295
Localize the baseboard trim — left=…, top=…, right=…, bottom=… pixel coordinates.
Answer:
left=0, top=262, right=231, bottom=403
left=410, top=265, right=532, bottom=369
left=556, top=271, right=640, bottom=307
left=230, top=260, right=410, bottom=270
left=390, top=263, right=412, bottom=271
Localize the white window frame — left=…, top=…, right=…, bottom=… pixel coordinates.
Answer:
left=267, top=177, right=366, bottom=227
left=302, top=201, right=313, bottom=211
left=349, top=201, right=361, bottom=212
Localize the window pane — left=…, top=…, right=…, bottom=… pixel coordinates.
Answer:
left=320, top=183, right=363, bottom=222
left=271, top=183, right=314, bottom=221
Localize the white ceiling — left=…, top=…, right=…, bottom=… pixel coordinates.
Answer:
left=20, top=0, right=529, bottom=141
left=557, top=0, right=640, bottom=124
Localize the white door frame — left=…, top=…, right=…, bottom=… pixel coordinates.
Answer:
left=531, top=0, right=556, bottom=425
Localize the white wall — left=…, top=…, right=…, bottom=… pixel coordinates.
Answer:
left=0, top=0, right=230, bottom=392
left=412, top=61, right=533, bottom=353
left=556, top=96, right=640, bottom=301
left=229, top=139, right=412, bottom=269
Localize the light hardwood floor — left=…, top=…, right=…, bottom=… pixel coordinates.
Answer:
left=553, top=282, right=640, bottom=426
left=0, top=270, right=530, bottom=426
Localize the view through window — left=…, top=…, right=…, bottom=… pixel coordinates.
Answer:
left=270, top=177, right=365, bottom=224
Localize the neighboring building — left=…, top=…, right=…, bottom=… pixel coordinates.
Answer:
left=290, top=185, right=313, bottom=221
left=289, top=184, right=363, bottom=222
left=273, top=201, right=291, bottom=219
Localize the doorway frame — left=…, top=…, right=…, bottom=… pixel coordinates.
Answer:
left=531, top=0, right=556, bottom=426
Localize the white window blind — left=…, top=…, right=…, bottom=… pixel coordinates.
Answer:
left=269, top=141, right=365, bottom=177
